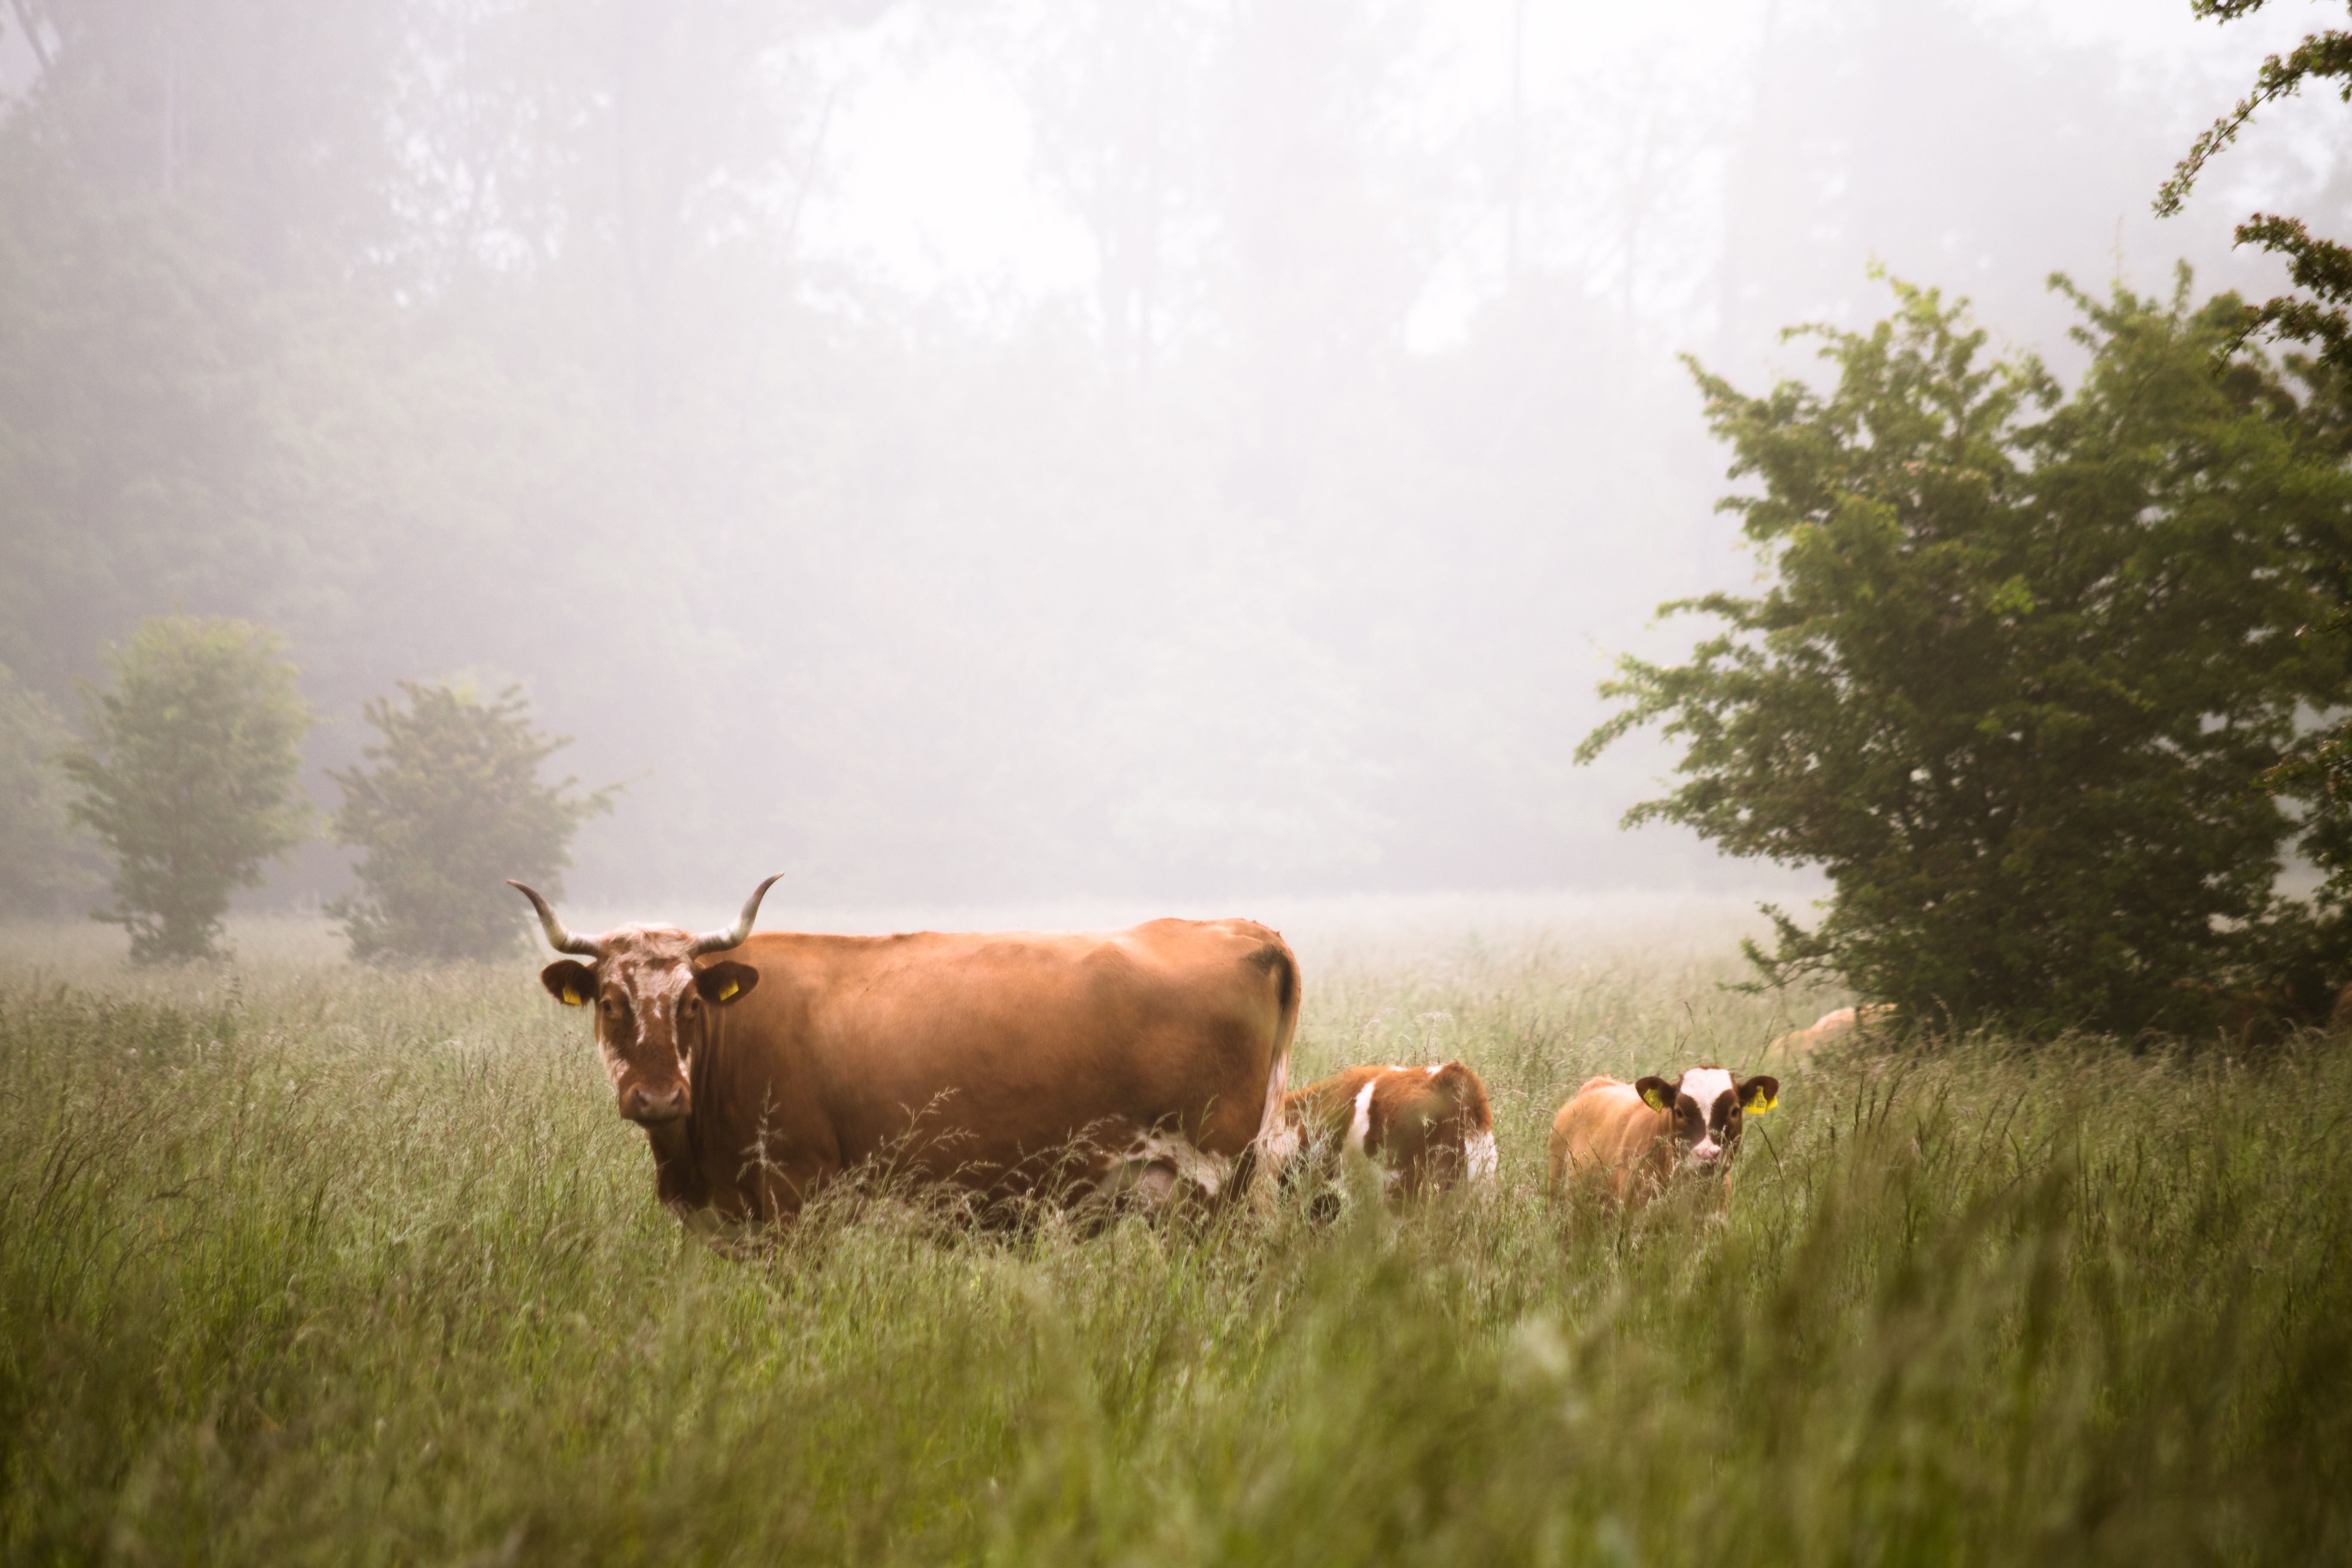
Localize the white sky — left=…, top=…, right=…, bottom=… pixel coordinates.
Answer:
left=800, top=0, right=2325, bottom=327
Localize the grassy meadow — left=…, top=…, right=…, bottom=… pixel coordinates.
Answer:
left=1, top=903, right=2347, bottom=1565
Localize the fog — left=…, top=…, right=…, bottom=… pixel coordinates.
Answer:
left=0, top=0, right=2333, bottom=919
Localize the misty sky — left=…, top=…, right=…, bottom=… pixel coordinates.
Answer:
left=2, top=0, right=2341, bottom=921
left=813, top=0, right=2313, bottom=340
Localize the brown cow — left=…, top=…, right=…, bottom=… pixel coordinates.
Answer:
left=1767, top=1004, right=1891, bottom=1059
left=511, top=877, right=1300, bottom=1235
left=1280, top=1062, right=1498, bottom=1207
left=1548, top=1066, right=1778, bottom=1209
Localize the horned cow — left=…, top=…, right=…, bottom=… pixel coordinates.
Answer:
left=1548, top=1066, right=1778, bottom=1211
left=513, top=877, right=1300, bottom=1234
left=1280, top=1061, right=1498, bottom=1207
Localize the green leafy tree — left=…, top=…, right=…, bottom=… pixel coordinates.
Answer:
left=1579, top=273, right=2352, bottom=1038
left=2159, top=1, right=2352, bottom=1013
left=327, top=683, right=615, bottom=963
left=60, top=616, right=317, bottom=963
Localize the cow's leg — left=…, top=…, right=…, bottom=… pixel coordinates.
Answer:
left=1246, top=1041, right=1296, bottom=1213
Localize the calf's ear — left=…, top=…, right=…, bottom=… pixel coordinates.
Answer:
left=1740, top=1076, right=1780, bottom=1114
left=1635, top=1076, right=1676, bottom=1112
left=541, top=960, right=597, bottom=1007
left=695, top=961, right=760, bottom=1005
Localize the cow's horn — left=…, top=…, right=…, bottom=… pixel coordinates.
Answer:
left=690, top=873, right=783, bottom=955
left=508, top=880, right=603, bottom=957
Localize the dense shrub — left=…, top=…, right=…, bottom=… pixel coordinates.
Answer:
left=58, top=616, right=315, bottom=963
left=328, top=681, right=614, bottom=963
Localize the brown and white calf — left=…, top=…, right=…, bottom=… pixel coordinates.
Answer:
left=512, top=877, right=1300, bottom=1235
left=1547, top=1066, right=1778, bottom=1209
left=1280, top=1062, right=1498, bottom=1205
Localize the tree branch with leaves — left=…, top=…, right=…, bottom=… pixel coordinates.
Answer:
left=2156, top=1, right=2352, bottom=378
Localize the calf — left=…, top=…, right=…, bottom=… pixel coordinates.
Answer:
left=1547, top=1066, right=1778, bottom=1209
left=1281, top=1062, right=1498, bottom=1206
left=1769, top=1004, right=1890, bottom=1059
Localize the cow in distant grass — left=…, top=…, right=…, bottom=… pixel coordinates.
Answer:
left=1281, top=1062, right=1497, bottom=1209
left=1769, top=1004, right=1890, bottom=1058
left=512, top=877, right=1300, bottom=1236
left=1548, top=1066, right=1778, bottom=1211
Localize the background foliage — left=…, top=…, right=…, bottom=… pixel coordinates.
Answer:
left=0, top=0, right=2321, bottom=906
left=1580, top=273, right=2352, bottom=1036
left=328, top=682, right=615, bottom=963
left=2158, top=0, right=2352, bottom=380
left=2160, top=0, right=2352, bottom=1017
left=58, top=616, right=315, bottom=963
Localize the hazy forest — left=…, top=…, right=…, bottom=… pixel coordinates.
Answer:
left=4, top=0, right=2340, bottom=913
left=9, top=2, right=2352, bottom=1563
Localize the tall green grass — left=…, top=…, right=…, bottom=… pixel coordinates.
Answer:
left=1, top=933, right=2346, bottom=1564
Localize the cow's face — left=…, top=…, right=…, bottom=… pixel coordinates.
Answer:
left=541, top=928, right=760, bottom=1126
left=514, top=875, right=780, bottom=1127
left=1634, top=1066, right=1778, bottom=1170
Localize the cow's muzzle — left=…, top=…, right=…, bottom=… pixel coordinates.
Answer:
left=623, top=1083, right=689, bottom=1124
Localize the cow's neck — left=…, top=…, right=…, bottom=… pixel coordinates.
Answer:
left=640, top=1024, right=723, bottom=1219
left=643, top=1025, right=779, bottom=1224
left=646, top=1001, right=836, bottom=1229
left=644, top=1119, right=711, bottom=1216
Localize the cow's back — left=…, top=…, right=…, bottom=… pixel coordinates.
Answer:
left=702, top=919, right=1297, bottom=1210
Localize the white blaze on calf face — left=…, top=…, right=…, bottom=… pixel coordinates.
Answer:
left=1676, top=1066, right=1737, bottom=1164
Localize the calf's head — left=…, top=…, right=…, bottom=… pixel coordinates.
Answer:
left=1633, top=1066, right=1778, bottom=1170
left=511, top=875, right=779, bottom=1126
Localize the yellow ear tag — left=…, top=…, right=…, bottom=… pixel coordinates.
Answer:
left=716, top=979, right=739, bottom=1002
left=561, top=986, right=586, bottom=1007
left=1748, top=1091, right=1777, bottom=1114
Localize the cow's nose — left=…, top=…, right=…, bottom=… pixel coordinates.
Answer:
left=1692, top=1142, right=1722, bottom=1165
left=625, top=1084, right=688, bottom=1123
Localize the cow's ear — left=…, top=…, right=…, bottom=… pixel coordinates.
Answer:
left=541, top=960, right=597, bottom=1007
left=1635, top=1076, right=1676, bottom=1113
left=695, top=961, right=759, bottom=1005
left=1740, top=1076, right=1780, bottom=1114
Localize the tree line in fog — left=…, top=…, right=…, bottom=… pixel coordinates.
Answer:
left=0, top=1, right=2339, bottom=916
